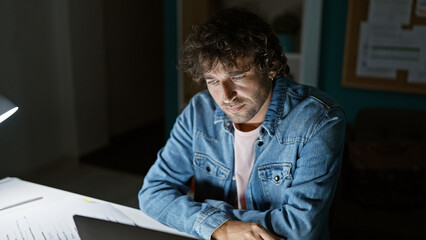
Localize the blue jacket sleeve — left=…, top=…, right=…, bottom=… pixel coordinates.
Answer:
left=138, top=101, right=230, bottom=240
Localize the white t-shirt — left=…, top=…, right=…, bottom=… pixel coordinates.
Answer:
left=233, top=124, right=260, bottom=209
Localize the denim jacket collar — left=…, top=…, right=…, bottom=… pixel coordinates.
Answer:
left=213, top=77, right=288, bottom=136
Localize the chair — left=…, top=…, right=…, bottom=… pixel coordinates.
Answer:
left=345, top=108, right=426, bottom=207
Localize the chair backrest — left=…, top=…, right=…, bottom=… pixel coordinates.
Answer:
left=349, top=108, right=426, bottom=170
left=352, top=108, right=426, bottom=141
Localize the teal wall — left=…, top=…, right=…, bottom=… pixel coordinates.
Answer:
left=319, top=0, right=426, bottom=124
left=164, top=0, right=178, bottom=136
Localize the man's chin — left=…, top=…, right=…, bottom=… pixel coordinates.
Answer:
left=225, top=112, right=251, bottom=124
left=221, top=105, right=257, bottom=124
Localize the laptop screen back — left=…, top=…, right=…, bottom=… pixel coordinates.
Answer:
left=73, top=215, right=194, bottom=240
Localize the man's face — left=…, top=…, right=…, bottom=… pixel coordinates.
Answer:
left=203, top=57, right=273, bottom=128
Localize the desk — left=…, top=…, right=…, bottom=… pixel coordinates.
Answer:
left=0, top=177, right=194, bottom=239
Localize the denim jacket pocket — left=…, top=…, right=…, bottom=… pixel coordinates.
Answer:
left=258, top=163, right=293, bottom=205
left=193, top=153, right=230, bottom=179
left=258, top=163, right=293, bottom=184
left=193, top=153, right=230, bottom=201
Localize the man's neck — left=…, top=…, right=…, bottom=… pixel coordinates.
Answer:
left=234, top=122, right=261, bottom=132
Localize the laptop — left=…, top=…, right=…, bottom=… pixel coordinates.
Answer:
left=73, top=215, right=195, bottom=240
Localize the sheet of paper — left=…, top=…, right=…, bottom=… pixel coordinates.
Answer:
left=416, top=0, right=426, bottom=17
left=0, top=177, right=69, bottom=215
left=366, top=28, right=426, bottom=71
left=0, top=178, right=44, bottom=211
left=408, top=26, right=426, bottom=83
left=356, top=22, right=397, bottom=78
left=368, top=0, right=413, bottom=25
left=0, top=196, right=135, bottom=240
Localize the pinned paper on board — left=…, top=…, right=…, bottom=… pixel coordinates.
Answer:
left=356, top=22, right=397, bottom=78
left=356, top=23, right=426, bottom=78
left=416, top=0, right=426, bottom=17
left=343, top=0, right=426, bottom=94
left=365, top=28, right=426, bottom=71
left=356, top=0, right=426, bottom=77
left=368, top=0, right=413, bottom=25
left=407, top=26, right=426, bottom=83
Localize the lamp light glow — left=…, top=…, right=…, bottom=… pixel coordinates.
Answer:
left=0, top=94, right=18, bottom=123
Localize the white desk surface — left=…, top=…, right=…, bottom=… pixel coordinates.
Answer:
left=0, top=177, right=193, bottom=239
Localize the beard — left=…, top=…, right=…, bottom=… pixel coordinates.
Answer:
left=220, top=76, right=272, bottom=124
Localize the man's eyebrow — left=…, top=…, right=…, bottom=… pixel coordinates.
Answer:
left=202, top=67, right=250, bottom=80
left=203, top=74, right=214, bottom=80
left=227, top=69, right=248, bottom=76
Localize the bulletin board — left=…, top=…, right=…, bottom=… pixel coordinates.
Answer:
left=342, top=0, right=426, bottom=94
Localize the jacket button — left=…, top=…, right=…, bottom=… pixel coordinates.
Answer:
left=258, top=141, right=264, bottom=146
left=274, top=175, right=280, bottom=181
left=206, top=167, right=211, bottom=172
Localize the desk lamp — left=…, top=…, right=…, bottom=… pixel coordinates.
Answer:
left=0, top=94, right=18, bottom=123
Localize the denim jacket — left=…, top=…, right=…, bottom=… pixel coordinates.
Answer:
left=139, top=77, right=345, bottom=240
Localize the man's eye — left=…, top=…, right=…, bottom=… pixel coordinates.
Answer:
left=207, top=80, right=218, bottom=85
left=232, top=75, right=244, bottom=80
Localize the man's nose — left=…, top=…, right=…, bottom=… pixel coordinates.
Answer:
left=222, top=81, right=236, bottom=104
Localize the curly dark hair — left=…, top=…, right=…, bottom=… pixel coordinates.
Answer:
left=179, top=8, right=290, bottom=83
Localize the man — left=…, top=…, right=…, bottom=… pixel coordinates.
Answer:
left=139, top=8, right=345, bottom=240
